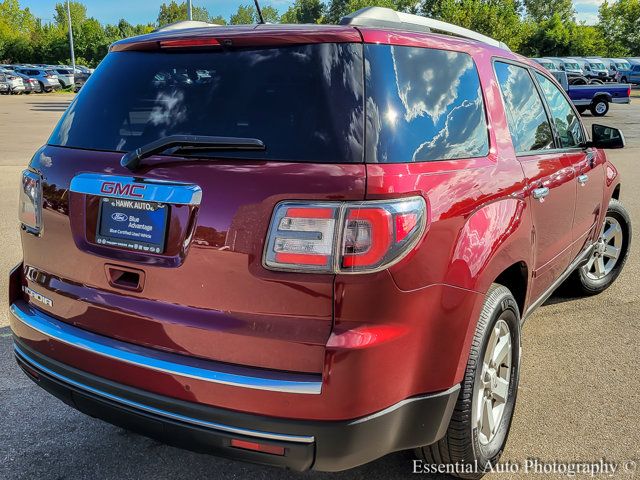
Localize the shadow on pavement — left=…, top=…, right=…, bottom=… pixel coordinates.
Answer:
left=28, top=101, right=71, bottom=112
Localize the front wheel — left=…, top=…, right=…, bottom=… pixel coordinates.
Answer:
left=569, top=198, right=631, bottom=295
left=590, top=99, right=609, bottom=116
left=415, top=284, right=521, bottom=479
left=621, top=76, right=628, bottom=83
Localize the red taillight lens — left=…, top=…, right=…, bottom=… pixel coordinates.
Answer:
left=264, top=197, right=427, bottom=274
left=160, top=38, right=221, bottom=48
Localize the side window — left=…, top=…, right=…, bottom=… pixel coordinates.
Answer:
left=364, top=45, right=489, bottom=163
left=494, top=62, right=553, bottom=153
left=535, top=73, right=585, bottom=148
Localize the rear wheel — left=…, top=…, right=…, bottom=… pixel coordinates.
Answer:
left=576, top=106, right=587, bottom=114
left=590, top=98, right=609, bottom=116
left=416, top=284, right=521, bottom=479
left=569, top=199, right=631, bottom=295
left=590, top=79, right=604, bottom=85
left=621, top=76, right=628, bottom=83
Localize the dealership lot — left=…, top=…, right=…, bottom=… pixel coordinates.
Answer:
left=0, top=93, right=638, bottom=479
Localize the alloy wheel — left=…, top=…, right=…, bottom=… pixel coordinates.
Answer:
left=583, top=216, right=623, bottom=280
left=475, top=319, right=512, bottom=445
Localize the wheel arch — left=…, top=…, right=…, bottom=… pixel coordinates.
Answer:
left=612, top=183, right=621, bottom=200
left=494, top=262, right=528, bottom=317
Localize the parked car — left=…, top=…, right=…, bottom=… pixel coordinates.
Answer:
left=626, top=59, right=640, bottom=84
left=0, top=70, right=25, bottom=94
left=15, top=67, right=61, bottom=92
left=5, top=70, right=41, bottom=94
left=574, top=57, right=610, bottom=83
left=555, top=57, right=586, bottom=76
left=51, top=67, right=74, bottom=88
left=0, top=75, right=9, bottom=94
left=73, top=68, right=91, bottom=92
left=601, top=58, right=633, bottom=82
left=531, top=57, right=561, bottom=72
left=543, top=57, right=590, bottom=84
left=9, top=7, right=631, bottom=477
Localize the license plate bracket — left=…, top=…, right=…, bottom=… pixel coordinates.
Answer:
left=96, top=197, right=169, bottom=254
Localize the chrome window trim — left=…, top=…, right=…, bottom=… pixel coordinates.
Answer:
left=14, top=344, right=315, bottom=444
left=10, top=301, right=322, bottom=395
left=70, top=173, right=202, bottom=205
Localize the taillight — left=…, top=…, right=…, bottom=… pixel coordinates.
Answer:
left=19, top=170, right=43, bottom=234
left=264, top=197, right=427, bottom=273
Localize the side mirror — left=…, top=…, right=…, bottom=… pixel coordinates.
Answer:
left=590, top=124, right=625, bottom=149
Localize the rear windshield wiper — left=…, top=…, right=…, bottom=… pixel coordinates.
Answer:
left=121, top=135, right=266, bottom=171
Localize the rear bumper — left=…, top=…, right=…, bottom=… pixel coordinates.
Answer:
left=14, top=339, right=458, bottom=471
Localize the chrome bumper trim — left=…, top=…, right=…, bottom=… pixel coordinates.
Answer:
left=10, top=301, right=322, bottom=395
left=14, top=344, right=315, bottom=444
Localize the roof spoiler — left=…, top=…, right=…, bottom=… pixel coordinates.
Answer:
left=340, top=7, right=510, bottom=51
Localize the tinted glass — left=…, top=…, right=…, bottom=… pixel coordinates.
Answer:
left=364, top=45, right=488, bottom=163
left=494, top=62, right=553, bottom=153
left=535, top=73, right=585, bottom=148
left=48, top=45, right=364, bottom=163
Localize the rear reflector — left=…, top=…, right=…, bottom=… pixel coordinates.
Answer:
left=160, top=38, right=221, bottom=48
left=264, top=197, right=427, bottom=274
left=230, top=439, right=285, bottom=456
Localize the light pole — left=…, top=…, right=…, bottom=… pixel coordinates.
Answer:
left=187, top=0, right=193, bottom=20
left=66, top=0, right=76, bottom=71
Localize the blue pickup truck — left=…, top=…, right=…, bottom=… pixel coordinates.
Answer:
left=550, top=71, right=631, bottom=116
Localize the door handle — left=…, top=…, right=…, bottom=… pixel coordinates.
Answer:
left=532, top=187, right=549, bottom=200
left=578, top=174, right=589, bottom=185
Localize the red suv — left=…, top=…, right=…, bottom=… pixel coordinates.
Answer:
left=10, top=7, right=631, bottom=477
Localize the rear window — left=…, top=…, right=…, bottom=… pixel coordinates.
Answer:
left=49, top=44, right=365, bottom=163
left=364, top=44, right=489, bottom=163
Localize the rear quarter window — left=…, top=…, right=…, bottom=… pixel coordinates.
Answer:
left=364, top=45, right=489, bottom=163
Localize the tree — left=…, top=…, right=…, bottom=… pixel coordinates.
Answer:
left=230, top=5, right=256, bottom=24
left=281, top=0, right=325, bottom=23
left=54, top=1, right=87, bottom=27
left=420, top=0, right=529, bottom=51
left=261, top=5, right=281, bottom=23
left=598, top=0, right=640, bottom=56
left=157, top=1, right=212, bottom=26
left=210, top=15, right=227, bottom=25
left=524, top=0, right=575, bottom=23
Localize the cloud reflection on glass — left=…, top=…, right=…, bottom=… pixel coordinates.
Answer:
left=365, top=44, right=489, bottom=163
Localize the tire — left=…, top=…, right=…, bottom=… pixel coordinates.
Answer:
left=415, top=284, right=521, bottom=479
left=590, top=98, right=609, bottom=116
left=621, top=76, right=628, bottom=83
left=569, top=76, right=588, bottom=85
left=576, top=106, right=587, bottom=114
left=589, top=79, right=604, bottom=85
left=568, top=198, right=631, bottom=296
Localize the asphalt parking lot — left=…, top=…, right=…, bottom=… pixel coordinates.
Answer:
left=0, top=93, right=638, bottom=479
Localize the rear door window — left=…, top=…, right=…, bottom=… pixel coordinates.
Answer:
left=494, top=62, right=553, bottom=153
left=364, top=44, right=489, bottom=163
left=48, top=44, right=365, bottom=163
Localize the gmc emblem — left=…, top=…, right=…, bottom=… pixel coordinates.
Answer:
left=100, top=181, right=145, bottom=198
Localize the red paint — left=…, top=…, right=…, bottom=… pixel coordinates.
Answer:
left=11, top=24, right=621, bottom=427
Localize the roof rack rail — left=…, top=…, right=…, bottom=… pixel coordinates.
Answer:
left=339, top=7, right=510, bottom=51
left=154, top=20, right=220, bottom=33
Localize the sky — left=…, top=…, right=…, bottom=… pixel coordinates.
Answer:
left=21, top=0, right=604, bottom=26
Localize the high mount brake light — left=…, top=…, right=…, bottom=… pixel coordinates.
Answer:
left=159, top=38, right=221, bottom=49
left=264, top=197, right=427, bottom=274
